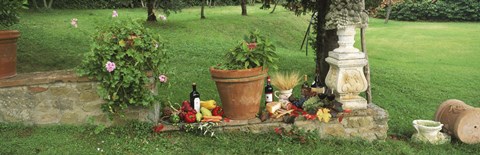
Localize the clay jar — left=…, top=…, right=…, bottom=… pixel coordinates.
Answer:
left=434, top=99, right=480, bottom=144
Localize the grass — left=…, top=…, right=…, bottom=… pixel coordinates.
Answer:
left=2, top=5, right=480, bottom=154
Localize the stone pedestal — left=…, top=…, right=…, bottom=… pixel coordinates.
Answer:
left=325, top=26, right=368, bottom=110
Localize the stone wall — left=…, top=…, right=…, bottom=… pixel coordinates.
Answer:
left=161, top=104, right=388, bottom=141
left=0, top=70, right=388, bottom=141
left=0, top=70, right=156, bottom=125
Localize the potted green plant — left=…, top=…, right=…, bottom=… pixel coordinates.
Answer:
left=210, top=30, right=278, bottom=120
left=77, top=19, right=169, bottom=115
left=0, top=0, right=22, bottom=79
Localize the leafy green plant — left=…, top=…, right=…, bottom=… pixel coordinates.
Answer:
left=0, top=0, right=23, bottom=29
left=216, top=29, right=279, bottom=70
left=181, top=122, right=219, bottom=137
left=77, top=19, right=169, bottom=114
left=377, top=0, right=480, bottom=21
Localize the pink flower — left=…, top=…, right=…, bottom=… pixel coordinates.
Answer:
left=112, top=10, right=118, bottom=18
left=71, top=18, right=78, bottom=28
left=159, top=15, right=167, bottom=21
left=247, top=42, right=257, bottom=50
left=158, top=74, right=167, bottom=83
left=105, top=61, right=116, bottom=72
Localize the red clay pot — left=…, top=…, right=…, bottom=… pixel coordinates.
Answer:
left=210, top=66, right=267, bottom=120
left=434, top=99, right=480, bottom=144
left=0, top=30, right=20, bottom=79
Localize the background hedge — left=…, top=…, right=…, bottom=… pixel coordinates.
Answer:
left=377, top=0, right=480, bottom=21
left=31, top=0, right=241, bottom=9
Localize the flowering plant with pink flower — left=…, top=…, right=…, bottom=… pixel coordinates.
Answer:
left=112, top=10, right=118, bottom=18
left=71, top=18, right=78, bottom=28
left=78, top=19, right=169, bottom=114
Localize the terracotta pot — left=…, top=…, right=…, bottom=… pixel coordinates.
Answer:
left=0, top=30, right=20, bottom=79
left=210, top=66, right=267, bottom=120
left=434, top=99, right=480, bottom=144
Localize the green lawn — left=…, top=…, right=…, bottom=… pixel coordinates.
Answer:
left=2, top=5, right=480, bottom=154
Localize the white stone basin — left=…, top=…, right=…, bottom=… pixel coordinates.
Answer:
left=412, top=119, right=447, bottom=144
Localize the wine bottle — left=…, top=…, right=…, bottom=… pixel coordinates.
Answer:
left=265, top=76, right=273, bottom=104
left=190, top=83, right=201, bottom=113
left=311, top=74, right=318, bottom=87
left=302, top=75, right=309, bottom=89
left=326, top=88, right=336, bottom=101
left=301, top=75, right=310, bottom=97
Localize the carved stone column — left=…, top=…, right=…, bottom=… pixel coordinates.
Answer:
left=325, top=25, right=368, bottom=110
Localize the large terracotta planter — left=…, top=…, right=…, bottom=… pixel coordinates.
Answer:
left=0, top=30, right=20, bottom=79
left=434, top=99, right=480, bottom=144
left=209, top=66, right=267, bottom=120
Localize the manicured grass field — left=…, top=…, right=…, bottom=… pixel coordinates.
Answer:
left=2, top=5, right=480, bottom=154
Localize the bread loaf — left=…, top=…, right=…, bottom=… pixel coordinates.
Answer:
left=266, top=102, right=281, bottom=113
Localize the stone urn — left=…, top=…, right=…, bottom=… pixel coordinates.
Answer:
left=411, top=120, right=450, bottom=144
left=413, top=120, right=443, bottom=140
left=325, top=25, right=368, bottom=110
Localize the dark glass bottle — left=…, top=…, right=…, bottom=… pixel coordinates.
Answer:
left=326, top=88, right=336, bottom=101
left=311, top=74, right=319, bottom=87
left=190, top=83, right=201, bottom=113
left=301, top=75, right=310, bottom=97
left=265, top=76, right=273, bottom=104
left=302, top=75, right=309, bottom=89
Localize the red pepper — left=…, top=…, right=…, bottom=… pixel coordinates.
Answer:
left=212, top=106, right=224, bottom=116
left=184, top=111, right=196, bottom=123
left=152, top=123, right=164, bottom=133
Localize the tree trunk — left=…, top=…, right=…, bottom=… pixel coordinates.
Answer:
left=47, top=0, right=53, bottom=9
left=141, top=0, right=145, bottom=7
left=201, top=0, right=206, bottom=19
left=29, top=0, right=39, bottom=9
left=43, top=0, right=47, bottom=8
left=147, top=0, right=157, bottom=22
left=270, top=0, right=279, bottom=13
left=241, top=0, right=247, bottom=16
left=361, top=28, right=372, bottom=104
left=384, top=0, right=393, bottom=24
left=315, top=0, right=338, bottom=84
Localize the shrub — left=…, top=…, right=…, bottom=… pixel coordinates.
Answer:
left=0, top=0, right=23, bottom=29
left=77, top=19, right=169, bottom=114
left=377, top=0, right=480, bottom=21
left=216, top=30, right=278, bottom=70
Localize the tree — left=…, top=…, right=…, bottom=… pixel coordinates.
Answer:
left=146, top=0, right=186, bottom=22
left=284, top=0, right=338, bottom=84
left=42, top=0, right=53, bottom=9
left=241, top=0, right=247, bottom=15
left=147, top=0, right=157, bottom=22
left=201, top=0, right=206, bottom=19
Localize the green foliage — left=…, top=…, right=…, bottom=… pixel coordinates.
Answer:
left=45, top=0, right=142, bottom=9
left=365, top=0, right=383, bottom=11
left=77, top=18, right=169, bottom=114
left=86, top=117, right=107, bottom=135
left=181, top=122, right=218, bottom=137
left=301, top=95, right=323, bottom=112
left=377, top=0, right=480, bottom=21
left=0, top=0, right=23, bottom=29
left=217, top=29, right=279, bottom=70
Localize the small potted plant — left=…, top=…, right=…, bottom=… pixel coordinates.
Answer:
left=210, top=30, right=278, bottom=120
left=0, top=0, right=23, bottom=79
left=77, top=19, right=169, bottom=115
